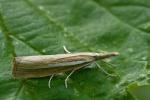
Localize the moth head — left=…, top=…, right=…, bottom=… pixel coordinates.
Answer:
left=95, top=52, right=119, bottom=60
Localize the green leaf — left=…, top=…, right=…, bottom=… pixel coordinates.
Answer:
left=0, top=0, right=150, bottom=99
left=127, top=83, right=150, bottom=100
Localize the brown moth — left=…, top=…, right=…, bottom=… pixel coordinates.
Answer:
left=12, top=46, right=119, bottom=88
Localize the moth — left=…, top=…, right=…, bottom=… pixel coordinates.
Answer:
left=12, top=46, right=119, bottom=88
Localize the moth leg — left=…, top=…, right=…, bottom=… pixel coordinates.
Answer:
left=95, top=62, right=116, bottom=77
left=63, top=45, right=71, bottom=53
left=65, top=69, right=76, bottom=88
left=101, top=60, right=116, bottom=68
left=48, top=74, right=54, bottom=88
left=64, top=63, right=91, bottom=88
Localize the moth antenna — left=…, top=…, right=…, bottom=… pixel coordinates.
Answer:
left=63, top=45, right=71, bottom=53
left=65, top=69, right=76, bottom=88
left=95, top=62, right=116, bottom=77
left=48, top=74, right=54, bottom=88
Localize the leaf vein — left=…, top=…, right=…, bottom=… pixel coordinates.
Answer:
left=92, top=0, right=150, bottom=36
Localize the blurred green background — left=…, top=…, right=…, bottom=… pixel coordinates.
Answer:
left=0, top=0, right=150, bottom=100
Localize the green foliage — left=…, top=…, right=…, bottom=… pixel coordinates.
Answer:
left=0, top=0, right=150, bottom=99
left=128, top=83, right=150, bottom=100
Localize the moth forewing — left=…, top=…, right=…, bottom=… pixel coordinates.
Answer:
left=12, top=53, right=96, bottom=78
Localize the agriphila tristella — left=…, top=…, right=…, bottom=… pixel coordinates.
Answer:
left=12, top=46, right=119, bottom=88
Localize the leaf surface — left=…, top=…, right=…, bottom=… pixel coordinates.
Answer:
left=0, top=0, right=150, bottom=99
